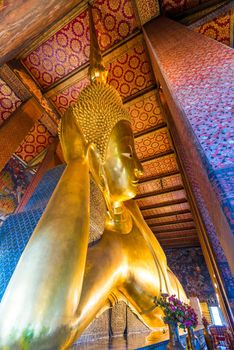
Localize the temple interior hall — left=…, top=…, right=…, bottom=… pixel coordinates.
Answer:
left=0, top=0, right=233, bottom=349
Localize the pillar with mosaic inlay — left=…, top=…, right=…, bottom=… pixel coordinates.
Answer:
left=143, top=16, right=234, bottom=328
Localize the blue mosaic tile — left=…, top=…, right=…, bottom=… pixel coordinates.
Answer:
left=24, top=164, right=65, bottom=211
left=0, top=208, right=43, bottom=301
left=0, top=165, right=66, bottom=301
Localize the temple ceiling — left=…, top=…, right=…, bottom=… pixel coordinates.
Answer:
left=0, top=0, right=233, bottom=248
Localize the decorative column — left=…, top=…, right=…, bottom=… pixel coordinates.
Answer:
left=0, top=100, right=34, bottom=172
left=143, top=17, right=234, bottom=327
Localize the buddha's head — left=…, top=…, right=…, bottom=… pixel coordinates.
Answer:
left=73, top=81, right=143, bottom=206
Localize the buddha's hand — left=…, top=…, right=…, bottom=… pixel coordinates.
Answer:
left=59, top=107, right=88, bottom=163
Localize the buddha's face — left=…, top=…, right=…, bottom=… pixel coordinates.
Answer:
left=103, top=120, right=143, bottom=203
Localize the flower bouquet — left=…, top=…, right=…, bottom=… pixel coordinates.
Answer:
left=156, top=295, right=199, bottom=350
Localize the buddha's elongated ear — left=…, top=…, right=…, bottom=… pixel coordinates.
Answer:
left=87, top=144, right=114, bottom=216
left=86, top=143, right=102, bottom=185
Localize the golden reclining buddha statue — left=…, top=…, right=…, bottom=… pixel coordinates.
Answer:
left=0, top=8, right=187, bottom=349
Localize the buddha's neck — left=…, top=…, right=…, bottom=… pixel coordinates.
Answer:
left=105, top=202, right=133, bottom=234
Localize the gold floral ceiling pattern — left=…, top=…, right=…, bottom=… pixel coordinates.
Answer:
left=22, top=0, right=138, bottom=88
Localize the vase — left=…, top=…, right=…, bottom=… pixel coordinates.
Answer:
left=186, top=327, right=201, bottom=350
left=203, top=327, right=213, bottom=350
left=167, top=322, right=185, bottom=350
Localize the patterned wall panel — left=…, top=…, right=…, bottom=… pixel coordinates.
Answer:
left=126, top=90, right=165, bottom=134
left=165, top=247, right=216, bottom=302
left=194, top=10, right=232, bottom=47
left=137, top=189, right=186, bottom=208
left=142, top=202, right=190, bottom=217
left=0, top=156, right=34, bottom=222
left=135, top=127, right=172, bottom=160
left=22, top=0, right=138, bottom=88
left=15, top=119, right=54, bottom=163
left=141, top=154, right=178, bottom=180
left=107, top=43, right=154, bottom=98
left=137, top=173, right=183, bottom=195
left=146, top=212, right=193, bottom=225
left=135, top=0, right=160, bottom=24
left=0, top=78, right=21, bottom=126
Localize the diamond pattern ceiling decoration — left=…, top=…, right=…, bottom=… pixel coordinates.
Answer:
left=137, top=174, right=183, bottom=195
left=146, top=212, right=193, bottom=225
left=0, top=78, right=21, bottom=126
left=15, top=120, right=54, bottom=163
left=152, top=221, right=195, bottom=232
left=142, top=154, right=178, bottom=180
left=135, top=127, right=172, bottom=160
left=142, top=202, right=191, bottom=217
left=107, top=43, right=154, bottom=98
left=22, top=0, right=138, bottom=88
left=126, top=90, right=165, bottom=134
left=137, top=189, right=186, bottom=208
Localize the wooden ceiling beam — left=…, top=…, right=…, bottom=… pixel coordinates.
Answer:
left=123, top=84, right=156, bottom=104
left=157, top=235, right=198, bottom=241
left=139, top=170, right=181, bottom=184
left=140, top=198, right=188, bottom=211
left=136, top=184, right=184, bottom=199
left=147, top=218, right=194, bottom=227
left=0, top=0, right=88, bottom=65
left=143, top=209, right=191, bottom=220
left=134, top=122, right=167, bottom=138
left=158, top=234, right=199, bottom=241
left=140, top=149, right=174, bottom=164
left=152, top=227, right=197, bottom=234
left=155, top=230, right=197, bottom=238
left=160, top=241, right=200, bottom=248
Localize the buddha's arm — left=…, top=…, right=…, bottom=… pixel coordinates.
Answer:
left=124, top=200, right=170, bottom=294
left=0, top=117, right=91, bottom=348
left=71, top=233, right=125, bottom=342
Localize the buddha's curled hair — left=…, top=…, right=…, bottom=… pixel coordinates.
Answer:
left=73, top=81, right=131, bottom=162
